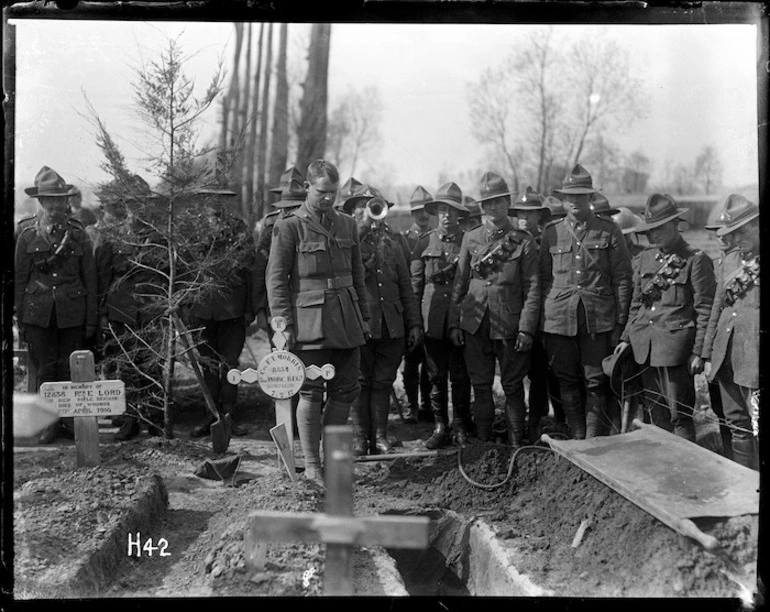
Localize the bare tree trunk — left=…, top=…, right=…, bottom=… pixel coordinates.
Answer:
left=241, top=24, right=254, bottom=218
left=229, top=23, right=245, bottom=202
left=268, top=23, right=290, bottom=195
left=221, top=23, right=243, bottom=154
left=256, top=23, right=274, bottom=219
left=296, top=23, right=331, bottom=173
left=163, top=80, right=177, bottom=438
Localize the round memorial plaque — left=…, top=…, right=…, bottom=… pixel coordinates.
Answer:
left=256, top=350, right=306, bottom=399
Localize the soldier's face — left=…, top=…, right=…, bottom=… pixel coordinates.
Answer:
left=481, top=196, right=509, bottom=223
left=733, top=220, right=759, bottom=257
left=436, top=204, right=459, bottom=231
left=563, top=193, right=592, bottom=220
left=39, top=197, right=69, bottom=225
left=412, top=208, right=432, bottom=230
left=305, top=176, right=338, bottom=212
left=517, top=210, right=541, bottom=232
left=647, top=220, right=678, bottom=250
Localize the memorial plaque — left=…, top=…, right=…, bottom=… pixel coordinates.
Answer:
left=256, top=351, right=306, bottom=399
left=39, top=380, right=126, bottom=417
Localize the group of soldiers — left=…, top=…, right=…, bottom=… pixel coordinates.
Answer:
left=14, top=160, right=760, bottom=482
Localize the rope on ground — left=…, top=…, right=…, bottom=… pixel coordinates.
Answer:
left=457, top=442, right=556, bottom=490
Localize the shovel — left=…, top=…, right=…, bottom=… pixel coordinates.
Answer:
left=171, top=312, right=232, bottom=453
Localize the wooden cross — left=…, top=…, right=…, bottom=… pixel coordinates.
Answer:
left=227, top=316, right=335, bottom=480
left=39, top=350, right=126, bottom=468
left=244, top=426, right=430, bottom=595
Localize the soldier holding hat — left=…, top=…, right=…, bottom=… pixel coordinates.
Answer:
left=449, top=173, right=540, bottom=447
left=702, top=194, right=760, bottom=469
left=266, top=160, right=371, bottom=484
left=254, top=172, right=307, bottom=332
left=344, top=185, right=423, bottom=455
left=399, top=186, right=435, bottom=423
left=615, top=193, right=715, bottom=442
left=188, top=186, right=257, bottom=439
left=508, top=186, right=557, bottom=443
left=540, top=164, right=633, bottom=439
left=411, top=182, right=473, bottom=448
left=15, top=166, right=98, bottom=443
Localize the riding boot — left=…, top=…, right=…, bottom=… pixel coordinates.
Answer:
left=425, top=384, right=449, bottom=449
left=472, top=387, right=495, bottom=442
left=402, top=362, right=419, bottom=424
left=505, top=395, right=526, bottom=448
left=560, top=387, right=586, bottom=440
left=585, top=393, right=608, bottom=438
left=350, top=391, right=371, bottom=457
left=731, top=434, right=758, bottom=471
left=297, top=397, right=324, bottom=484
left=372, top=389, right=394, bottom=454
left=451, top=382, right=472, bottom=446
left=222, top=403, right=248, bottom=437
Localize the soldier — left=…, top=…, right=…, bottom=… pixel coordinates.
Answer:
left=460, top=196, right=483, bottom=232
left=253, top=166, right=303, bottom=248
left=702, top=195, right=759, bottom=469
left=15, top=166, right=98, bottom=444
left=508, top=187, right=555, bottom=443
left=612, top=207, right=646, bottom=259
left=266, top=160, right=370, bottom=484
left=540, top=164, right=633, bottom=439
left=188, top=188, right=257, bottom=438
left=615, top=194, right=715, bottom=442
left=333, top=177, right=364, bottom=214
left=343, top=187, right=423, bottom=455
left=590, top=191, right=620, bottom=219
left=449, top=174, right=540, bottom=447
left=400, top=186, right=434, bottom=423
left=543, top=195, right=567, bottom=222
left=254, top=176, right=307, bottom=332
left=92, top=176, right=164, bottom=440
left=411, top=183, right=472, bottom=448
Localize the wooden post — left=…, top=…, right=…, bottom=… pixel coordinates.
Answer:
left=70, top=350, right=99, bottom=468
left=323, top=426, right=354, bottom=596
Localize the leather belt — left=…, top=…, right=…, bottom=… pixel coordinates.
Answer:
left=300, top=275, right=353, bottom=291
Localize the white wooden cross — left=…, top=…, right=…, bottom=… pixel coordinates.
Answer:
left=244, top=426, right=430, bottom=595
left=227, top=316, right=335, bottom=480
left=38, top=350, right=126, bottom=468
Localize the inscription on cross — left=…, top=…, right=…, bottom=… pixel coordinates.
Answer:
left=228, top=316, right=335, bottom=480
left=244, top=426, right=430, bottom=595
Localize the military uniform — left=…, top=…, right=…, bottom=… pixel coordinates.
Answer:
left=412, top=225, right=471, bottom=444
left=702, top=197, right=759, bottom=469
left=540, top=209, right=632, bottom=438
left=15, top=217, right=98, bottom=386
left=449, top=216, right=540, bottom=443
left=621, top=233, right=715, bottom=441
left=352, top=221, right=422, bottom=454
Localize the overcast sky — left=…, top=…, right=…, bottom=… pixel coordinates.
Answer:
left=11, top=19, right=759, bottom=206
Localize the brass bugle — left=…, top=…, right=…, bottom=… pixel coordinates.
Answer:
left=366, top=196, right=389, bottom=221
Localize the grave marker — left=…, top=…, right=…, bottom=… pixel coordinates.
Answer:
left=39, top=350, right=126, bottom=468
left=245, top=426, right=431, bottom=595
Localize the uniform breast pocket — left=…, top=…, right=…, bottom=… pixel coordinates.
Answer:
left=298, top=241, right=327, bottom=276
left=667, top=274, right=691, bottom=306
left=583, top=240, right=609, bottom=270
left=334, top=237, right=355, bottom=271
left=549, top=245, right=572, bottom=274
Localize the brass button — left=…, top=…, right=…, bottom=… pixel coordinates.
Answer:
left=651, top=306, right=655, bottom=311
left=576, top=270, right=582, bottom=275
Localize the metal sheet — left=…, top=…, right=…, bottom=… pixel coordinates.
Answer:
left=543, top=421, right=759, bottom=520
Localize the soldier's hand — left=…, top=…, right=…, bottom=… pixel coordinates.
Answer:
left=99, top=315, right=109, bottom=330
left=363, top=321, right=372, bottom=340
left=449, top=328, right=464, bottom=347
left=614, top=340, right=630, bottom=356
left=688, top=354, right=704, bottom=376
left=283, top=327, right=296, bottom=351
left=85, top=325, right=98, bottom=341
left=244, top=311, right=255, bottom=327
left=703, top=360, right=712, bottom=378
left=407, top=326, right=424, bottom=352
left=255, top=309, right=269, bottom=333
left=514, top=331, right=533, bottom=352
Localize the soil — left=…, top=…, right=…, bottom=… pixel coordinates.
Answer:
left=12, top=330, right=761, bottom=601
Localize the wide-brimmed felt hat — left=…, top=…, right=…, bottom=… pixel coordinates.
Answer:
left=273, top=179, right=307, bottom=208
left=716, top=194, right=759, bottom=237
left=269, top=166, right=304, bottom=194
left=553, top=164, right=599, bottom=195
left=612, top=207, right=643, bottom=235
left=543, top=196, right=566, bottom=220
left=602, top=342, right=638, bottom=398
left=342, top=184, right=393, bottom=215
left=334, top=177, right=364, bottom=210
left=409, top=186, right=433, bottom=212
left=634, top=193, right=689, bottom=232
left=510, top=186, right=549, bottom=212
left=425, top=182, right=467, bottom=215
left=476, top=172, right=514, bottom=204
left=590, top=192, right=620, bottom=216
left=25, top=166, right=78, bottom=198
left=463, top=195, right=482, bottom=218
